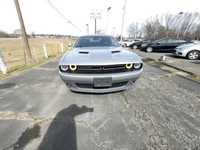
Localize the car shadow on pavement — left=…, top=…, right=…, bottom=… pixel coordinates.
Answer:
left=37, top=104, right=94, bottom=150
left=0, top=83, right=16, bottom=89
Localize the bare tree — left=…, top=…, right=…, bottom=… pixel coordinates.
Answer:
left=142, top=16, right=166, bottom=40
left=128, top=22, right=142, bottom=38
left=142, top=20, right=157, bottom=40
left=136, top=12, right=200, bottom=40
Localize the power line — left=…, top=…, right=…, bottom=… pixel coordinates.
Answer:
left=46, top=0, right=82, bottom=32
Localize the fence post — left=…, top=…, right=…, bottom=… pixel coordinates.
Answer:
left=60, top=43, right=64, bottom=53
left=0, top=51, right=7, bottom=74
left=43, top=44, right=48, bottom=59
left=32, top=48, right=38, bottom=63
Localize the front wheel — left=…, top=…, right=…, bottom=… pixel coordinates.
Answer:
left=146, top=47, right=153, bottom=53
left=133, top=45, right=138, bottom=49
left=187, top=50, right=200, bottom=60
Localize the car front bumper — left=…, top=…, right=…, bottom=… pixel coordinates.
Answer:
left=59, top=69, right=143, bottom=93
left=175, top=49, right=187, bottom=57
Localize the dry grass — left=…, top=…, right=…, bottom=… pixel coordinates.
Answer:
left=0, top=37, right=72, bottom=74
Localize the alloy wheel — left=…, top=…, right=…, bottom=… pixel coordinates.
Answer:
left=146, top=47, right=153, bottom=53
left=133, top=45, right=138, bottom=49
left=188, top=51, right=200, bottom=60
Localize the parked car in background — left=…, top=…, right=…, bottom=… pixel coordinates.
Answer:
left=59, top=35, right=143, bottom=93
left=191, top=40, right=200, bottom=44
left=129, top=40, right=151, bottom=49
left=175, top=43, right=200, bottom=60
left=119, top=39, right=142, bottom=47
left=140, top=38, right=190, bottom=53
left=119, top=39, right=133, bottom=47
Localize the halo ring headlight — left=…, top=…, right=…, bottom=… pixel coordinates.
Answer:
left=133, top=63, right=142, bottom=69
left=60, top=65, right=68, bottom=71
left=125, top=63, right=133, bottom=69
left=69, top=65, right=77, bottom=71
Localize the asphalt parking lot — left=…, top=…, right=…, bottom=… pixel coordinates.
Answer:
left=0, top=58, right=200, bottom=150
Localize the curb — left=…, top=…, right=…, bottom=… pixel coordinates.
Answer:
left=160, top=62, right=200, bottom=83
left=160, top=62, right=195, bottom=76
left=143, top=57, right=200, bottom=83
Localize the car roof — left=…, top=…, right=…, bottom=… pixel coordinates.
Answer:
left=154, top=38, right=186, bottom=42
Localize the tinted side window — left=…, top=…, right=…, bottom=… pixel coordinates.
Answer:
left=158, top=39, right=169, bottom=43
left=167, top=39, right=176, bottom=43
left=168, top=39, right=186, bottom=43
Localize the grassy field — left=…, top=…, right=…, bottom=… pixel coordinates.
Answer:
left=0, top=37, right=72, bottom=74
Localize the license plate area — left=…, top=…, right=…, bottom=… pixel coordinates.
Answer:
left=93, top=77, right=112, bottom=87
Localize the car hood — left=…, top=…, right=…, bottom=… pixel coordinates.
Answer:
left=176, top=43, right=200, bottom=52
left=176, top=43, right=195, bottom=49
left=59, top=47, right=142, bottom=65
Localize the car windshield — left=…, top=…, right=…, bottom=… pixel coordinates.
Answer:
left=74, top=36, right=119, bottom=47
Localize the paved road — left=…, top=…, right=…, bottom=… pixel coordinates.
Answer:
left=0, top=58, right=200, bottom=150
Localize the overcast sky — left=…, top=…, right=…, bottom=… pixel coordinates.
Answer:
left=0, top=0, right=200, bottom=36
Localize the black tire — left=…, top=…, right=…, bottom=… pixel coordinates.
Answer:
left=146, top=47, right=153, bottom=53
left=187, top=50, right=200, bottom=60
left=133, top=45, right=138, bottom=49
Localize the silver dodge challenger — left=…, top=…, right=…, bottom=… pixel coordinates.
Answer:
left=59, top=35, right=143, bottom=93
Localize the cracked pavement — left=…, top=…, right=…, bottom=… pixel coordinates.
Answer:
left=0, top=59, right=200, bottom=150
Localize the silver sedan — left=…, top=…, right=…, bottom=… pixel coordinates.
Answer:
left=175, top=43, right=200, bottom=60
left=59, top=35, right=143, bottom=93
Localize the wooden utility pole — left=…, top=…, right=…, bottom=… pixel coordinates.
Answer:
left=14, top=0, right=34, bottom=64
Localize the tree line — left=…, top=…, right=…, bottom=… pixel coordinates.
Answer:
left=128, top=12, right=200, bottom=41
left=0, top=30, right=73, bottom=38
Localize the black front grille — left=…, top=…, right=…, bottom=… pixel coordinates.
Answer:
left=59, top=64, right=143, bottom=74
left=76, top=64, right=132, bottom=74
left=76, top=81, right=128, bottom=89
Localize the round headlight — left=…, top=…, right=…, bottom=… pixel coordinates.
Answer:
left=60, top=65, right=68, bottom=71
left=133, top=63, right=142, bottom=69
left=125, top=64, right=133, bottom=69
left=69, top=65, right=77, bottom=71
